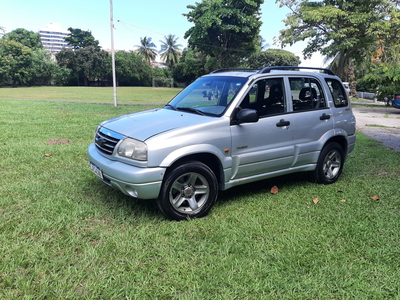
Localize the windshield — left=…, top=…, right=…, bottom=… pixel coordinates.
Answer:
left=166, top=76, right=248, bottom=116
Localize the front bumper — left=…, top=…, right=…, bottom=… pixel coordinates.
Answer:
left=87, top=143, right=165, bottom=199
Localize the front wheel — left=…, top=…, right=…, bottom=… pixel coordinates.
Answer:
left=313, top=142, right=344, bottom=184
left=156, top=161, right=218, bottom=221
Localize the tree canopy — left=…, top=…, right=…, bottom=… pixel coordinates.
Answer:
left=0, top=39, right=68, bottom=86
left=184, top=0, right=264, bottom=68
left=276, top=0, right=397, bottom=61
left=2, top=28, right=43, bottom=50
left=159, top=34, right=182, bottom=70
left=64, top=27, right=100, bottom=50
left=246, top=49, right=300, bottom=68
left=56, top=46, right=109, bottom=86
left=276, top=0, right=400, bottom=97
left=135, top=36, right=158, bottom=65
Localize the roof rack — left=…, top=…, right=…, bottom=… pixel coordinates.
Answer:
left=258, top=66, right=335, bottom=76
left=210, top=68, right=259, bottom=74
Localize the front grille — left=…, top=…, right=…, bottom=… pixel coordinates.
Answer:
left=95, top=128, right=123, bottom=155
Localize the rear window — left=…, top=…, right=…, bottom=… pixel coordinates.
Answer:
left=290, top=77, right=327, bottom=111
left=325, top=79, right=348, bottom=107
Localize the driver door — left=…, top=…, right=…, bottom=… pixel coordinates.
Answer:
left=230, top=77, right=295, bottom=179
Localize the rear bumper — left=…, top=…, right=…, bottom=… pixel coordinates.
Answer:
left=392, top=100, right=400, bottom=109
left=347, top=134, right=356, bottom=155
left=87, top=143, right=165, bottom=199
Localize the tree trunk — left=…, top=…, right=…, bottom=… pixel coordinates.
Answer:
left=348, top=59, right=358, bottom=98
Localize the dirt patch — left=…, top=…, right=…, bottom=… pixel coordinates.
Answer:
left=47, top=138, right=70, bottom=145
left=352, top=105, right=400, bottom=151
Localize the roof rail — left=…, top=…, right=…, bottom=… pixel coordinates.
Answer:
left=210, top=68, right=258, bottom=74
left=258, top=66, right=335, bottom=76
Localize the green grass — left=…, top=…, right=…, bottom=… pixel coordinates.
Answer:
left=366, top=124, right=389, bottom=128
left=1, top=99, right=400, bottom=299
left=0, top=86, right=182, bottom=104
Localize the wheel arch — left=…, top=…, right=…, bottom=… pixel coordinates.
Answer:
left=325, top=135, right=348, bottom=156
left=164, top=153, right=224, bottom=189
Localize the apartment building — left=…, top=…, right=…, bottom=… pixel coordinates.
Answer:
left=38, top=23, right=72, bottom=53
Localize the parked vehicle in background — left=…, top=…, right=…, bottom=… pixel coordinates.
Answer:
left=343, top=82, right=350, bottom=97
left=88, top=66, right=356, bottom=220
left=392, top=94, right=400, bottom=109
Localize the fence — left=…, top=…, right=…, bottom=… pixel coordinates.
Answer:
left=357, top=92, right=375, bottom=100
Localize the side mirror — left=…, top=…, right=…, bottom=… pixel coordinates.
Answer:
left=235, top=108, right=259, bottom=124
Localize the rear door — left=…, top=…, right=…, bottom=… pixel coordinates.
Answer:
left=289, top=76, right=334, bottom=167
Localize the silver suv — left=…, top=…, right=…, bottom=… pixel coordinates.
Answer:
left=88, top=67, right=356, bottom=220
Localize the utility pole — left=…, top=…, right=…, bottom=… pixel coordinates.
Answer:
left=110, top=0, right=117, bottom=107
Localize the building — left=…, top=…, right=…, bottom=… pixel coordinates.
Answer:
left=38, top=23, right=72, bottom=54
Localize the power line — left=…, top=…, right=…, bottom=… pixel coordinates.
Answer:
left=117, top=20, right=166, bottom=37
left=116, top=19, right=269, bottom=54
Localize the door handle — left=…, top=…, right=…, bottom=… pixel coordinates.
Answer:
left=276, top=119, right=290, bottom=127
left=320, top=113, right=331, bottom=120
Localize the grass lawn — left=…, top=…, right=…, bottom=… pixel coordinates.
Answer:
left=1, top=98, right=400, bottom=299
left=0, top=86, right=182, bottom=104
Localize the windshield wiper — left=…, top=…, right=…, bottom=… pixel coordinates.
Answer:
left=165, top=104, right=177, bottom=110
left=176, top=107, right=205, bottom=116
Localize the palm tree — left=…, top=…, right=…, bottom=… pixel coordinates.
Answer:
left=159, top=34, right=182, bottom=69
left=325, top=50, right=358, bottom=98
left=135, top=37, right=158, bottom=65
left=257, top=37, right=269, bottom=52
left=0, top=26, right=5, bottom=36
left=325, top=50, right=350, bottom=81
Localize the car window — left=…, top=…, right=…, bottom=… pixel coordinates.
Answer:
left=290, top=77, right=326, bottom=111
left=240, top=78, right=287, bottom=117
left=325, top=79, right=348, bottom=107
left=168, top=76, right=247, bottom=116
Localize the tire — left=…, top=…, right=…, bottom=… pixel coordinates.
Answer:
left=156, top=161, right=218, bottom=221
left=313, top=142, right=344, bottom=184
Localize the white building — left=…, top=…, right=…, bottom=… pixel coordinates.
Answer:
left=38, top=23, right=72, bottom=54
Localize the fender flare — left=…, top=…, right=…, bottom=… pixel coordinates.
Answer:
left=159, top=144, right=231, bottom=169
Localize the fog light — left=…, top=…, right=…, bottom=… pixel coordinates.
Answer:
left=126, top=186, right=138, bottom=198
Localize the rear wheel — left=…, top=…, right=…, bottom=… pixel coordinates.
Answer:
left=313, top=142, right=344, bottom=184
left=156, top=161, right=218, bottom=220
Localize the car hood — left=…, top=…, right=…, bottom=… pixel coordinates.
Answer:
left=100, top=108, right=211, bottom=141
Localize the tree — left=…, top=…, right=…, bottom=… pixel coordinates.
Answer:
left=159, top=34, right=182, bottom=69
left=276, top=0, right=399, bottom=97
left=135, top=36, right=158, bottom=65
left=362, top=62, right=400, bottom=101
left=2, top=28, right=43, bottom=49
left=30, top=49, right=71, bottom=85
left=55, top=48, right=78, bottom=84
left=184, top=0, right=264, bottom=69
left=0, top=37, right=69, bottom=86
left=172, top=48, right=208, bottom=85
left=114, top=51, right=152, bottom=86
left=0, top=39, right=33, bottom=85
left=56, top=46, right=109, bottom=86
left=64, top=27, right=100, bottom=50
left=257, top=36, right=269, bottom=52
left=245, top=49, right=300, bottom=68
left=74, top=46, right=109, bottom=86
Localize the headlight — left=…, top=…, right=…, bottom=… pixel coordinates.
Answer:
left=117, top=138, right=147, bottom=161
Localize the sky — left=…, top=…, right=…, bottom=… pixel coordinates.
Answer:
left=1, top=0, right=325, bottom=67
